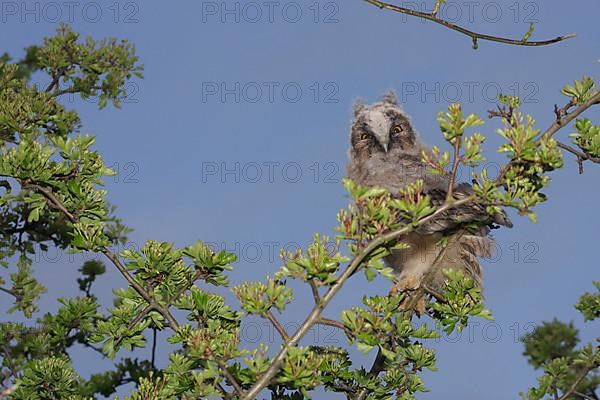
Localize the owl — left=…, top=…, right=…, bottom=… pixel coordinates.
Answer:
left=346, top=92, right=512, bottom=306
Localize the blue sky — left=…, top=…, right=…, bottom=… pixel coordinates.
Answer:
left=1, top=1, right=599, bottom=399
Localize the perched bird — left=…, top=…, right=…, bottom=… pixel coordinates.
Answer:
left=346, top=92, right=512, bottom=304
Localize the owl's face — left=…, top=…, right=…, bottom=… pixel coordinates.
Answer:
left=350, top=93, right=420, bottom=160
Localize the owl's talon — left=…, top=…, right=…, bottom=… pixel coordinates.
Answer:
left=390, top=279, right=426, bottom=315
left=397, top=292, right=426, bottom=314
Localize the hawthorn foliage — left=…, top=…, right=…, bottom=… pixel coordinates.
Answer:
left=0, top=25, right=598, bottom=400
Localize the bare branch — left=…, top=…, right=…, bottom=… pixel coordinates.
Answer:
left=363, top=0, right=575, bottom=48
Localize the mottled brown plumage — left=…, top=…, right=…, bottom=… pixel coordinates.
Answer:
left=347, top=92, right=512, bottom=296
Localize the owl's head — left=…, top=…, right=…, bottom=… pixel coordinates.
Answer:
left=350, top=92, right=422, bottom=159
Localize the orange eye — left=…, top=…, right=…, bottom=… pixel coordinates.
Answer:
left=392, top=125, right=403, bottom=134
left=360, top=133, right=369, bottom=140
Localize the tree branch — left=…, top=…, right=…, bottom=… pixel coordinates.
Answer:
left=241, top=196, right=475, bottom=400
left=309, top=280, right=321, bottom=304
left=0, top=286, right=17, bottom=299
left=266, top=311, right=289, bottom=341
left=318, top=317, right=352, bottom=337
left=557, top=360, right=599, bottom=400
left=446, top=137, right=461, bottom=200
left=28, top=183, right=181, bottom=332
left=215, top=359, right=245, bottom=397
left=537, top=91, right=600, bottom=144
left=556, top=141, right=600, bottom=174
left=363, top=0, right=575, bottom=48
left=491, top=90, right=600, bottom=186
left=100, top=250, right=180, bottom=331
left=573, top=391, right=596, bottom=400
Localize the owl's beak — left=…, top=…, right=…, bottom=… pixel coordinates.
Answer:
left=372, top=128, right=390, bottom=153
left=377, top=136, right=389, bottom=153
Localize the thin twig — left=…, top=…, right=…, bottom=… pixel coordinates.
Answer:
left=492, top=91, right=600, bottom=186
left=215, top=359, right=245, bottom=397
left=30, top=184, right=77, bottom=222
left=573, top=391, right=596, bottom=400
left=0, top=286, right=17, bottom=298
left=266, top=311, right=289, bottom=341
left=151, top=328, right=157, bottom=369
left=79, top=340, right=106, bottom=357
left=318, top=317, right=352, bottom=337
left=446, top=137, right=461, bottom=200
left=241, top=196, right=475, bottom=400
left=537, top=91, right=600, bottom=144
left=113, top=303, right=155, bottom=348
left=101, top=249, right=180, bottom=330
left=363, top=0, right=575, bottom=48
left=556, top=141, right=600, bottom=173
left=45, top=68, right=66, bottom=93
left=309, top=280, right=321, bottom=304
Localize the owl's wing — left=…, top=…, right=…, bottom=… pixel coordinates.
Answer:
left=417, top=180, right=513, bottom=235
left=382, top=162, right=511, bottom=295
left=413, top=180, right=507, bottom=289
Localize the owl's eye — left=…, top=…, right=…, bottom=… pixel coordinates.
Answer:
left=360, top=133, right=369, bottom=140
left=391, top=125, right=403, bottom=135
